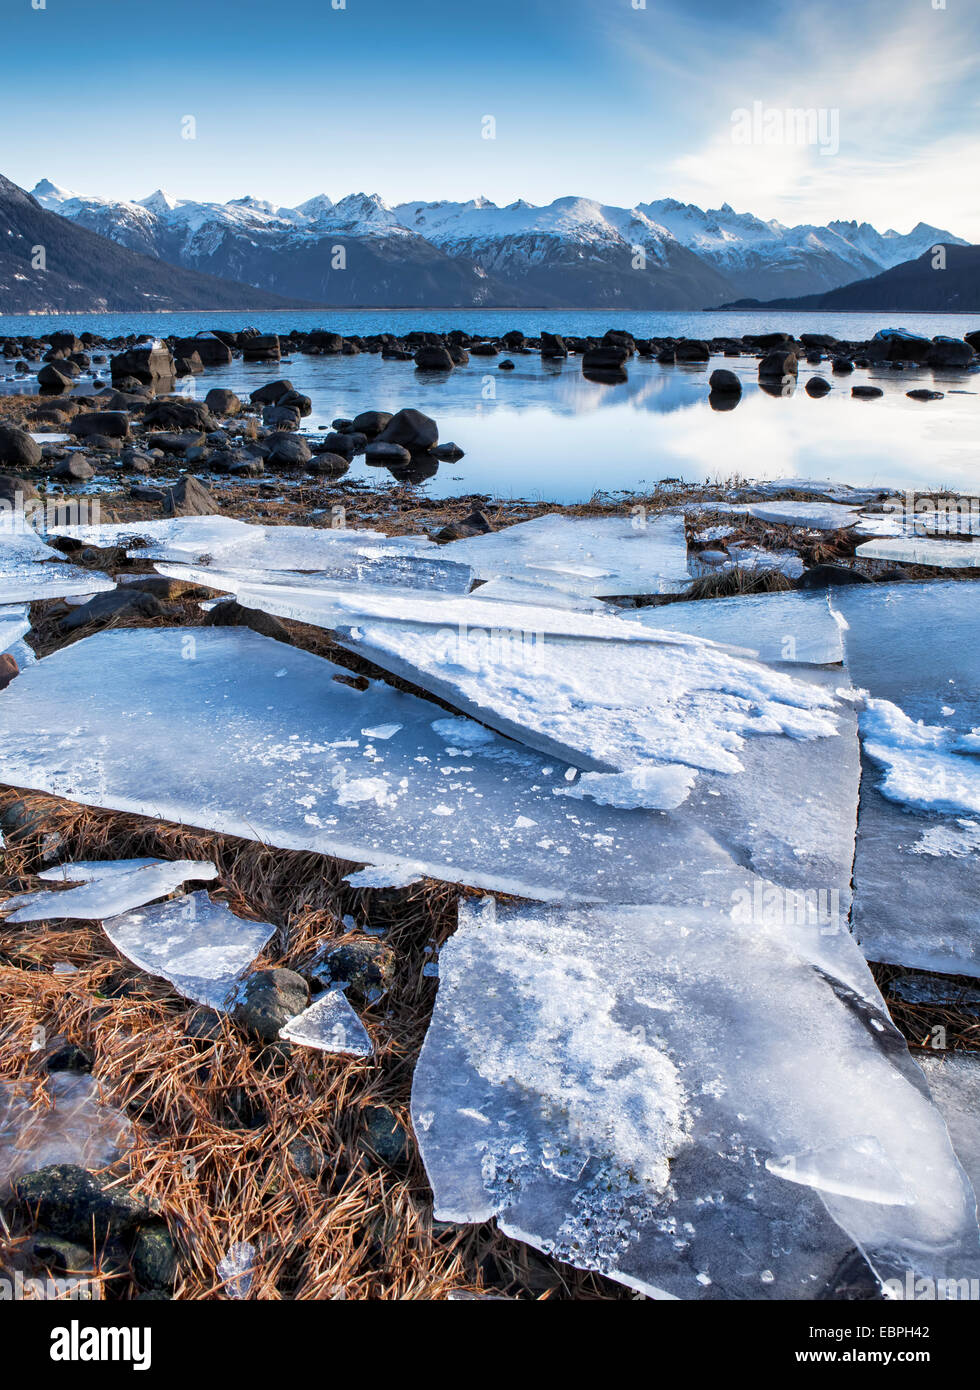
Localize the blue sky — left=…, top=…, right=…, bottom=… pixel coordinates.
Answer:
left=4, top=0, right=979, bottom=236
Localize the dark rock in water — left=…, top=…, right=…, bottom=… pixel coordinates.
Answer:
left=174, top=334, right=232, bottom=367
left=306, top=452, right=350, bottom=477
left=377, top=407, right=438, bottom=453
left=38, top=362, right=78, bottom=392
left=673, top=340, right=710, bottom=363
left=278, top=389, right=312, bottom=419
left=69, top=410, right=130, bottom=440
left=364, top=441, right=412, bottom=465
left=583, top=365, right=628, bottom=384
left=498, top=359, right=516, bottom=370
left=805, top=376, right=832, bottom=397
left=61, top=587, right=166, bottom=632
left=708, top=368, right=741, bottom=394
left=964, top=329, right=980, bottom=352
left=708, top=391, right=740, bottom=413
left=0, top=653, right=18, bottom=691
left=131, top=1224, right=178, bottom=1290
left=241, top=334, right=281, bottom=362
left=250, top=379, right=294, bottom=406
left=265, top=432, right=312, bottom=467
left=414, top=345, right=455, bottom=371
left=540, top=332, right=567, bottom=360
left=582, top=345, right=629, bottom=372
left=313, top=936, right=396, bottom=1007
left=758, top=349, right=798, bottom=378
left=205, top=388, right=241, bottom=417
left=926, top=337, right=974, bottom=368
left=205, top=599, right=291, bottom=644
left=174, top=353, right=204, bottom=376
left=795, top=564, right=871, bottom=590
left=233, top=969, right=309, bottom=1042
left=831, top=357, right=854, bottom=374
left=147, top=431, right=206, bottom=455
left=45, top=1043, right=93, bottom=1074
left=51, top=456, right=96, bottom=483
left=469, top=341, right=499, bottom=357
left=308, top=331, right=344, bottom=353
left=361, top=1105, right=410, bottom=1169
left=262, top=404, right=302, bottom=431
left=0, top=472, right=39, bottom=505
left=13, top=1165, right=152, bottom=1244
left=852, top=385, right=883, bottom=399
left=906, top=389, right=944, bottom=401
left=351, top=410, right=392, bottom=438
left=656, top=347, right=676, bottom=364
left=162, top=474, right=216, bottom=517
left=430, top=442, right=464, bottom=462
left=0, top=425, right=42, bottom=470
left=316, top=433, right=356, bottom=460
left=110, top=343, right=175, bottom=385
left=144, top=399, right=216, bottom=434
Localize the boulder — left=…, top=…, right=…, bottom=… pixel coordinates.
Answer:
left=306, top=452, right=350, bottom=477
left=351, top=410, right=392, bottom=438
left=110, top=342, right=175, bottom=385
left=51, top=456, right=96, bottom=483
left=13, top=1165, right=152, bottom=1243
left=0, top=425, right=41, bottom=471
left=364, top=441, right=411, bottom=465
left=906, top=389, right=944, bottom=401
left=205, top=388, right=241, bottom=417
left=674, top=340, right=710, bottom=363
left=175, top=334, right=232, bottom=367
left=376, top=408, right=438, bottom=453
left=414, top=345, right=455, bottom=371
left=805, top=376, right=832, bottom=397
left=926, top=337, right=975, bottom=368
left=143, top=399, right=217, bottom=433
left=758, top=350, right=798, bottom=379
left=37, top=362, right=77, bottom=392
left=831, top=357, right=854, bottom=374
left=241, top=334, right=281, bottom=362
left=0, top=473, right=40, bottom=507
left=161, top=475, right=216, bottom=517
left=540, top=333, right=567, bottom=360
left=232, top=969, right=309, bottom=1042
left=69, top=411, right=130, bottom=440
left=265, top=433, right=312, bottom=467
left=249, top=380, right=294, bottom=406
left=204, top=600, right=291, bottom=643
left=708, top=369, right=741, bottom=394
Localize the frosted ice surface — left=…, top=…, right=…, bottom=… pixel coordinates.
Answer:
left=1, top=859, right=218, bottom=923
left=412, top=897, right=980, bottom=1300
left=103, top=890, right=274, bottom=1010
left=39, top=856, right=172, bottom=883
left=469, top=577, right=612, bottom=612
left=441, top=514, right=691, bottom=597
left=916, top=1053, right=980, bottom=1204
left=279, top=989, right=373, bottom=1055
left=745, top=502, right=862, bottom=531
left=344, top=863, right=424, bottom=888
left=0, top=604, right=30, bottom=654
left=0, top=532, right=115, bottom=604
left=0, top=627, right=854, bottom=905
left=0, top=1072, right=134, bottom=1188
left=337, top=616, right=842, bottom=806
left=831, top=581, right=980, bottom=976
left=629, top=591, right=843, bottom=666
left=856, top=536, right=980, bottom=568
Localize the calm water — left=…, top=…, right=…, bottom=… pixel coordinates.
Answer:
left=2, top=310, right=978, bottom=501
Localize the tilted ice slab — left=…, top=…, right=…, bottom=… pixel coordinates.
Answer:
left=916, top=1053, right=980, bottom=1209
left=0, top=604, right=30, bottom=654
left=413, top=897, right=980, bottom=1301
left=0, top=628, right=857, bottom=906
left=279, top=990, right=373, bottom=1056
left=0, top=858, right=218, bottom=923
left=855, top=536, right=980, bottom=568
left=469, top=576, right=613, bottom=612
left=0, top=1072, right=134, bottom=1189
left=745, top=501, right=863, bottom=531
left=0, top=532, right=115, bottom=605
left=337, top=615, right=841, bottom=807
left=440, top=513, right=692, bottom=597
left=628, top=591, right=843, bottom=666
left=102, top=890, right=275, bottom=1011
left=831, top=581, right=980, bottom=975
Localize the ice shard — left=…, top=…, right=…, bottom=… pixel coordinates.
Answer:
left=915, top=1053, right=980, bottom=1205
left=0, top=603, right=30, bottom=654
left=439, top=513, right=691, bottom=597
left=1, top=859, right=218, bottom=923
left=831, top=580, right=980, bottom=976
left=0, top=1072, right=134, bottom=1188
left=625, top=590, right=843, bottom=666
left=0, top=530, right=115, bottom=605
left=102, top=891, right=275, bottom=1011
left=0, top=627, right=856, bottom=905
left=279, top=990, right=373, bottom=1056
left=856, top=536, right=980, bottom=568
left=412, top=896, right=980, bottom=1300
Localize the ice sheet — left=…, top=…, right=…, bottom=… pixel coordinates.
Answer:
left=0, top=532, right=115, bottom=605
left=101, top=890, right=275, bottom=1010
left=0, top=1072, right=134, bottom=1188
left=831, top=581, right=980, bottom=976
left=0, top=627, right=857, bottom=906
left=629, top=591, right=843, bottom=666
left=441, top=514, right=692, bottom=597
left=745, top=502, right=862, bottom=531
left=413, top=896, right=980, bottom=1300
left=0, top=603, right=30, bottom=654
left=279, top=990, right=373, bottom=1055
left=1, top=859, right=218, bottom=923
left=469, top=576, right=613, bottom=612
left=916, top=1053, right=980, bottom=1206
left=856, top=537, right=980, bottom=568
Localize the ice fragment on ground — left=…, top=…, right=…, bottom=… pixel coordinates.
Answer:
left=344, top=863, right=424, bottom=888
left=413, top=897, right=980, bottom=1300
left=1, top=859, right=218, bottom=923
left=0, top=603, right=30, bottom=654
left=279, top=990, right=373, bottom=1056
left=630, top=590, right=842, bottom=666
left=557, top=765, right=698, bottom=811
left=0, top=531, right=115, bottom=604
left=216, top=1241, right=257, bottom=1299
left=0, top=1072, right=134, bottom=1188
left=101, top=890, right=274, bottom=1011
left=469, top=576, right=613, bottom=611
left=856, top=536, right=980, bottom=568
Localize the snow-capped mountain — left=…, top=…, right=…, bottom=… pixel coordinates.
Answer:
left=31, top=180, right=968, bottom=309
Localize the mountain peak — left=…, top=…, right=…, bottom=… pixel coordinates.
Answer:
left=139, top=188, right=181, bottom=215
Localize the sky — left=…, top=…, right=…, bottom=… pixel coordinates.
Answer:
left=4, top=0, right=979, bottom=237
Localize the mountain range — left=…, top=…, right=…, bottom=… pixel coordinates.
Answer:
left=30, top=178, right=967, bottom=310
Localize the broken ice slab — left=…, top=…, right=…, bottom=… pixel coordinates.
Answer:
left=0, top=533, right=115, bottom=605
left=337, top=614, right=842, bottom=801
left=279, top=990, right=373, bottom=1056
left=831, top=581, right=980, bottom=977
left=412, top=896, right=980, bottom=1301
left=101, top=890, right=274, bottom=1011
left=855, top=536, right=980, bottom=568
left=629, top=590, right=843, bottom=666
left=915, top=1053, right=980, bottom=1207
left=0, top=626, right=856, bottom=905
left=0, top=1072, right=134, bottom=1189
left=0, top=603, right=30, bottom=654
left=744, top=501, right=863, bottom=531
left=344, top=863, right=424, bottom=889
left=440, top=513, right=691, bottom=597
left=468, top=576, right=613, bottom=612
left=1, top=859, right=218, bottom=923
